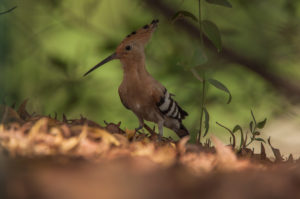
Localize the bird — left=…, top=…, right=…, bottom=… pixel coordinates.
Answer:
left=84, top=19, right=189, bottom=139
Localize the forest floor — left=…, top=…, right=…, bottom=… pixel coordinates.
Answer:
left=0, top=101, right=300, bottom=199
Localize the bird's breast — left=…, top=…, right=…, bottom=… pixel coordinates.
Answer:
left=119, top=82, right=148, bottom=110
left=119, top=79, right=160, bottom=120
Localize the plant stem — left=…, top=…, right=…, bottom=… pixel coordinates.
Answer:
left=196, top=0, right=206, bottom=144
left=197, top=74, right=206, bottom=144
left=216, top=122, right=236, bottom=148
left=198, top=0, right=203, bottom=45
left=245, top=136, right=255, bottom=147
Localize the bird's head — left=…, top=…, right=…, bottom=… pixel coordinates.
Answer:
left=84, top=19, right=159, bottom=76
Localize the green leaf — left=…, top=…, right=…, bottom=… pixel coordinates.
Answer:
left=216, top=122, right=235, bottom=147
left=232, top=125, right=244, bottom=149
left=207, top=78, right=232, bottom=104
left=202, top=20, right=222, bottom=52
left=250, top=110, right=257, bottom=126
left=171, top=10, right=198, bottom=23
left=249, top=121, right=253, bottom=133
left=257, top=118, right=267, bottom=129
left=216, top=122, right=232, bottom=134
left=255, top=138, right=266, bottom=143
left=205, top=0, right=232, bottom=8
left=203, top=107, right=210, bottom=137
left=232, top=125, right=242, bottom=133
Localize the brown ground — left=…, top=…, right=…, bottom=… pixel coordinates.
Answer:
left=0, top=101, right=300, bottom=199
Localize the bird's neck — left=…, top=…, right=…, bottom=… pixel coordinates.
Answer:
left=120, top=56, right=149, bottom=80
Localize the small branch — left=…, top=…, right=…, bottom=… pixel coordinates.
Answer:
left=0, top=6, right=17, bottom=15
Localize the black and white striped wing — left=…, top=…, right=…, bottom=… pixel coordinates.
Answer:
left=156, top=89, right=188, bottom=120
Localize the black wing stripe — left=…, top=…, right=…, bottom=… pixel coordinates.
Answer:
left=156, top=89, right=188, bottom=120
left=171, top=103, right=179, bottom=118
left=156, top=89, right=167, bottom=107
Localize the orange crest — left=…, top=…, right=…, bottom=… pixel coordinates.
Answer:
left=115, top=19, right=159, bottom=59
left=83, top=19, right=159, bottom=76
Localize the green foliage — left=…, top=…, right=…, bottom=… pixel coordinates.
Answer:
left=257, top=118, right=267, bottom=129
left=246, top=110, right=267, bottom=146
left=250, top=110, right=257, bottom=125
left=249, top=121, right=254, bottom=132
left=216, top=121, right=236, bottom=147
left=203, top=107, right=210, bottom=137
left=173, top=0, right=232, bottom=143
left=207, top=78, right=231, bottom=104
left=254, top=138, right=266, bottom=143
left=216, top=110, right=267, bottom=150
left=202, top=20, right=222, bottom=52
left=232, top=125, right=243, bottom=149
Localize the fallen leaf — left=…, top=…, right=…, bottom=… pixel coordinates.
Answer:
left=28, top=118, right=48, bottom=140
left=0, top=105, right=23, bottom=124
left=212, top=136, right=251, bottom=171
left=89, top=127, right=120, bottom=146
left=17, top=99, right=31, bottom=121
left=60, top=137, right=81, bottom=153
left=177, top=136, right=190, bottom=155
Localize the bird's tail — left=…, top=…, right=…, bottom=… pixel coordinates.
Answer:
left=174, top=123, right=189, bottom=138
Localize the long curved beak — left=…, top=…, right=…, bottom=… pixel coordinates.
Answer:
left=83, top=53, right=117, bottom=77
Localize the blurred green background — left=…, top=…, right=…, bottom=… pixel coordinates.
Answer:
left=1, top=0, right=300, bottom=152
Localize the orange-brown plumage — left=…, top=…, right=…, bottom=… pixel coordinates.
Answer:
left=84, top=20, right=189, bottom=138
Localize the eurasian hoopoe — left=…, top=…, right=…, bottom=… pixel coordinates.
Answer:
left=84, top=19, right=189, bottom=138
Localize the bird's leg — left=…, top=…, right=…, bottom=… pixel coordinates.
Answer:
left=158, top=120, right=164, bottom=140
left=135, top=117, right=144, bottom=132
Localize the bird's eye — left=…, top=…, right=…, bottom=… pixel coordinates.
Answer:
left=125, top=45, right=131, bottom=51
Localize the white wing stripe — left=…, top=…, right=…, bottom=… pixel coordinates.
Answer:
left=159, top=91, right=170, bottom=111
left=172, top=107, right=178, bottom=118
left=166, top=101, right=176, bottom=117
